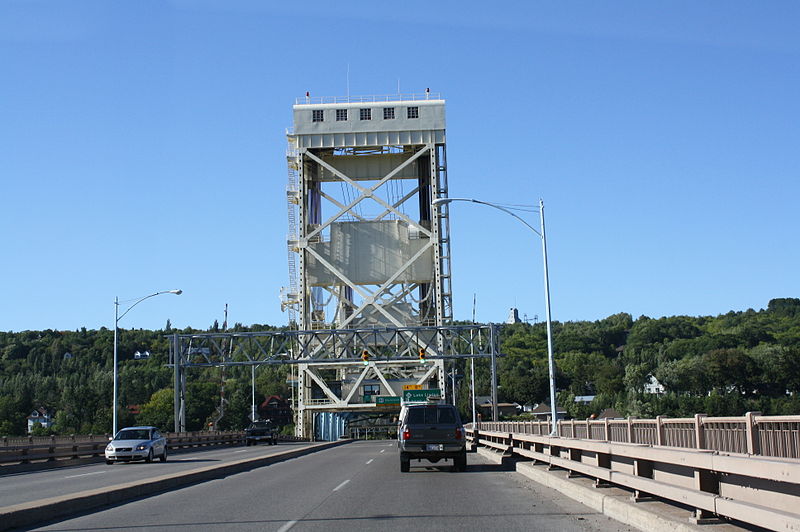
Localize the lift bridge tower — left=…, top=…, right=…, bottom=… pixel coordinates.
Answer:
left=283, top=91, right=453, bottom=437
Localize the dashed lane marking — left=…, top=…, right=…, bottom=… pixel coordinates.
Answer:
left=277, top=520, right=297, bottom=532
left=333, top=479, right=350, bottom=492
left=64, top=471, right=107, bottom=479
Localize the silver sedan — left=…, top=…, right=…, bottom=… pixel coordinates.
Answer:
left=105, top=426, right=167, bottom=464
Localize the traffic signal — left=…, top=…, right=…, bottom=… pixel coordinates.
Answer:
left=418, top=348, right=427, bottom=363
left=361, top=350, right=370, bottom=365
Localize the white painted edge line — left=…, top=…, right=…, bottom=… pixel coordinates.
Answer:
left=63, top=471, right=107, bottom=479
left=380, top=449, right=386, bottom=453
left=333, top=479, right=350, bottom=492
left=277, top=519, right=298, bottom=532
left=232, top=449, right=249, bottom=453
left=366, top=459, right=374, bottom=464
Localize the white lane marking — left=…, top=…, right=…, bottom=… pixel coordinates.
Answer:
left=366, top=459, right=374, bottom=464
left=233, top=449, right=249, bottom=453
left=380, top=449, right=386, bottom=453
left=64, top=471, right=107, bottom=479
left=333, top=479, right=350, bottom=492
left=277, top=520, right=297, bottom=532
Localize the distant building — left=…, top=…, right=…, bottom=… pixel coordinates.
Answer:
left=258, top=395, right=292, bottom=426
left=27, top=408, right=53, bottom=433
left=573, top=395, right=596, bottom=404
left=528, top=403, right=567, bottom=421
left=644, top=374, right=666, bottom=394
left=474, top=395, right=520, bottom=419
left=506, top=308, right=521, bottom=324
left=598, top=408, right=623, bottom=419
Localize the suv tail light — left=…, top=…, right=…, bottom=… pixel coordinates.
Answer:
left=403, top=429, right=412, bottom=440
left=455, top=427, right=464, bottom=440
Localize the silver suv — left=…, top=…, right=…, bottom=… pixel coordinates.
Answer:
left=397, top=404, right=467, bottom=472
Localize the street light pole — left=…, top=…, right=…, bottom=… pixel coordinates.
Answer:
left=432, top=197, right=559, bottom=435
left=113, top=289, right=182, bottom=435
left=251, top=364, right=258, bottom=422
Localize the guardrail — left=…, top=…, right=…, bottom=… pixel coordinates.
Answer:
left=467, top=413, right=800, bottom=530
left=0, top=431, right=306, bottom=468
left=473, top=412, right=800, bottom=458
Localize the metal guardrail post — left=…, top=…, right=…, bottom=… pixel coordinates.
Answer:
left=656, top=415, right=664, bottom=446
left=694, top=413, right=707, bottom=450
left=745, top=411, right=761, bottom=455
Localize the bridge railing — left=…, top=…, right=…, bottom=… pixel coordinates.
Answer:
left=467, top=413, right=800, bottom=530
left=471, top=412, right=800, bottom=458
left=0, top=431, right=307, bottom=468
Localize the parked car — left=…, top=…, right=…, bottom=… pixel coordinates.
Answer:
left=105, top=426, right=167, bottom=464
left=245, top=420, right=278, bottom=446
left=397, top=403, right=467, bottom=472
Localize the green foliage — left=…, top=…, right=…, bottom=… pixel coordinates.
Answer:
left=2, top=300, right=800, bottom=434
left=494, top=300, right=800, bottom=419
left=0, top=323, right=286, bottom=436
left=138, top=388, right=174, bottom=430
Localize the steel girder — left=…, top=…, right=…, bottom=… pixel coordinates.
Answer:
left=168, top=325, right=500, bottom=432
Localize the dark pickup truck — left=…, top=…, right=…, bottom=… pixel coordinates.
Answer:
left=244, top=420, right=278, bottom=446
left=397, top=403, right=467, bottom=472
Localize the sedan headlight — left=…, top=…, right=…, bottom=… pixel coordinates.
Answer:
left=135, top=443, right=150, bottom=451
left=106, top=444, right=114, bottom=452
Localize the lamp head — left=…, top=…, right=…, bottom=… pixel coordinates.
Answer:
left=169, top=289, right=183, bottom=295
left=431, top=198, right=453, bottom=206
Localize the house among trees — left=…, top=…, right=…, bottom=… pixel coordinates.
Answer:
left=644, top=374, right=666, bottom=394
left=27, top=408, right=53, bottom=433
left=475, top=395, right=522, bottom=419
left=528, top=403, right=567, bottom=422
left=574, top=395, right=597, bottom=405
left=258, top=395, right=292, bottom=426
left=598, top=408, right=623, bottom=419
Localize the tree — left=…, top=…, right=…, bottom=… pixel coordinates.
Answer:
left=138, top=388, right=174, bottom=431
left=704, top=349, right=756, bottom=395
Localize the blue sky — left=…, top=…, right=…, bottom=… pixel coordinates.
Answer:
left=1, top=1, right=798, bottom=332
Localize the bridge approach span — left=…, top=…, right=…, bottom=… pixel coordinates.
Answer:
left=470, top=413, right=800, bottom=530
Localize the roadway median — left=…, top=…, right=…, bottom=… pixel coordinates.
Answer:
left=0, top=439, right=350, bottom=531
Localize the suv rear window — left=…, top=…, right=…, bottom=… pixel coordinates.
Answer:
left=407, top=406, right=457, bottom=425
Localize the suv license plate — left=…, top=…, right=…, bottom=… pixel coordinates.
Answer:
left=426, top=444, right=444, bottom=451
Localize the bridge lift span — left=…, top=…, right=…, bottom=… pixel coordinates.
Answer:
left=167, top=92, right=502, bottom=436
left=284, top=92, right=456, bottom=437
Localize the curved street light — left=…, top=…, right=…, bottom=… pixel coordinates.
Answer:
left=113, top=289, right=182, bottom=435
left=432, top=197, right=558, bottom=436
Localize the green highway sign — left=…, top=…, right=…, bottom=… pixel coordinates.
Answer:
left=375, top=396, right=401, bottom=405
left=402, top=388, right=442, bottom=402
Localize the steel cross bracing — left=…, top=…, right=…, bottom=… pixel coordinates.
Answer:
left=167, top=324, right=500, bottom=431
left=289, top=143, right=452, bottom=330
left=284, top=97, right=453, bottom=437
left=170, top=324, right=497, bottom=366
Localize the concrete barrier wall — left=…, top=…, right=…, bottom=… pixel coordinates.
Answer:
left=0, top=431, right=307, bottom=471
left=472, top=413, right=800, bottom=459
left=468, top=425, right=800, bottom=530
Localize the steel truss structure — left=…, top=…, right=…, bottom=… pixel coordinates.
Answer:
left=168, top=324, right=500, bottom=433
left=279, top=94, right=457, bottom=437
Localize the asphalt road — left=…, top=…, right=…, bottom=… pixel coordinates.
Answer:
left=26, top=441, right=633, bottom=532
left=1, top=442, right=310, bottom=508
